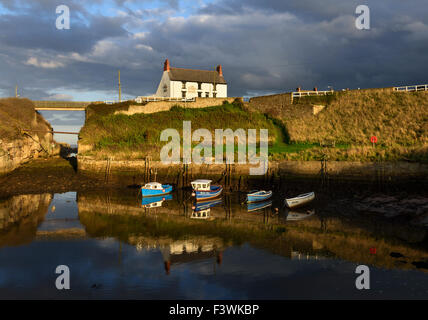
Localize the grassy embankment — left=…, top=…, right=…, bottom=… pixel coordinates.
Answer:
left=79, top=101, right=283, bottom=160
left=79, top=90, right=428, bottom=162
left=0, top=98, right=51, bottom=142
left=258, top=90, right=428, bottom=162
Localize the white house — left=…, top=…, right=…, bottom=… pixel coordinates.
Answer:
left=154, top=59, right=227, bottom=99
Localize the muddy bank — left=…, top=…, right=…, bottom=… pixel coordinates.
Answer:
left=0, top=157, right=108, bottom=198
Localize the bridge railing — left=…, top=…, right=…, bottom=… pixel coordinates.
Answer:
left=393, top=84, right=428, bottom=92
left=33, top=100, right=91, bottom=108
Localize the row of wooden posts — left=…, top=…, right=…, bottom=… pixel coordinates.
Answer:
left=103, top=156, right=390, bottom=189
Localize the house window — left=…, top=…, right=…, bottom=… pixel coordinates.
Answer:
left=182, top=91, right=186, bottom=98
left=205, top=92, right=209, bottom=97
left=198, top=92, right=201, bottom=98
left=213, top=93, right=217, bottom=98
left=198, top=83, right=202, bottom=90
left=163, top=84, right=167, bottom=93
left=182, top=81, right=186, bottom=89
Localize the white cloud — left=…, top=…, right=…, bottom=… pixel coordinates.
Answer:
left=25, top=57, right=65, bottom=69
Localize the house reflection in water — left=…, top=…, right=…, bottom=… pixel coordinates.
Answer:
left=129, top=236, right=225, bottom=275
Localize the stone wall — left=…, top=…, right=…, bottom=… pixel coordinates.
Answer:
left=0, top=98, right=60, bottom=175
left=115, top=97, right=238, bottom=116
left=78, top=155, right=428, bottom=182
left=0, top=134, right=59, bottom=175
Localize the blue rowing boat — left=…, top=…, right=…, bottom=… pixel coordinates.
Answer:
left=191, top=179, right=223, bottom=201
left=247, top=190, right=272, bottom=203
left=141, top=182, right=173, bottom=197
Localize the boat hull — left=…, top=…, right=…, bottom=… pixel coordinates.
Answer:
left=247, top=191, right=272, bottom=203
left=193, top=185, right=223, bottom=201
left=141, top=185, right=173, bottom=197
left=285, top=192, right=315, bottom=209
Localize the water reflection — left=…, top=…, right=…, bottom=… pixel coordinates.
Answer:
left=191, top=198, right=223, bottom=220
left=0, top=189, right=428, bottom=299
left=247, top=200, right=272, bottom=213
left=286, top=209, right=316, bottom=221
left=141, top=194, right=173, bottom=209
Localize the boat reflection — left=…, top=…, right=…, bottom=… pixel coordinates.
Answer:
left=141, top=194, right=173, bottom=209
left=247, top=200, right=272, bottom=213
left=286, top=209, right=316, bottom=221
left=190, top=198, right=222, bottom=220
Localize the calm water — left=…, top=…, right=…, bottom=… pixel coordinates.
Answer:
left=0, top=189, right=427, bottom=299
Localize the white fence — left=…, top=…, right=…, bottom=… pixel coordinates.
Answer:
left=393, top=84, right=428, bottom=92
left=291, top=90, right=334, bottom=103
left=134, top=96, right=196, bottom=103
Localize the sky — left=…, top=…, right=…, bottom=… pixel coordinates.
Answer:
left=0, top=0, right=427, bottom=101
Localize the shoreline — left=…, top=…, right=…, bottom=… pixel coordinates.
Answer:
left=77, top=155, right=428, bottom=182
left=1, top=156, right=427, bottom=198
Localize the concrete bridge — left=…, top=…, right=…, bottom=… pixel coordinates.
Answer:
left=33, top=100, right=93, bottom=111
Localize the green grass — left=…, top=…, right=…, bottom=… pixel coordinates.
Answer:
left=80, top=102, right=282, bottom=160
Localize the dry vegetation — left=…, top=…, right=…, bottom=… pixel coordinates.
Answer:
left=0, top=98, right=52, bottom=141
left=262, top=89, right=428, bottom=162
left=286, top=90, right=428, bottom=146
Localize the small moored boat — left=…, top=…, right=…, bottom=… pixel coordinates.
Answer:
left=141, top=182, right=173, bottom=197
left=247, top=190, right=272, bottom=203
left=284, top=192, right=315, bottom=209
left=191, top=179, right=223, bottom=201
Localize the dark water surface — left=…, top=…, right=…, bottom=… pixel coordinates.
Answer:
left=0, top=187, right=428, bottom=299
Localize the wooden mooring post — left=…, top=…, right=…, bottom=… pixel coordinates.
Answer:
left=144, top=156, right=152, bottom=183
left=320, top=156, right=329, bottom=187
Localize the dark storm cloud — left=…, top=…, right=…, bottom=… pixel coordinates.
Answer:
left=0, top=0, right=427, bottom=100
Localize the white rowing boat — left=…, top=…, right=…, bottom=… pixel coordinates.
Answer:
left=284, top=192, right=315, bottom=208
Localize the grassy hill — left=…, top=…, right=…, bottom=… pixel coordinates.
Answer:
left=0, top=98, right=52, bottom=141
left=251, top=89, right=428, bottom=162
left=79, top=101, right=283, bottom=160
